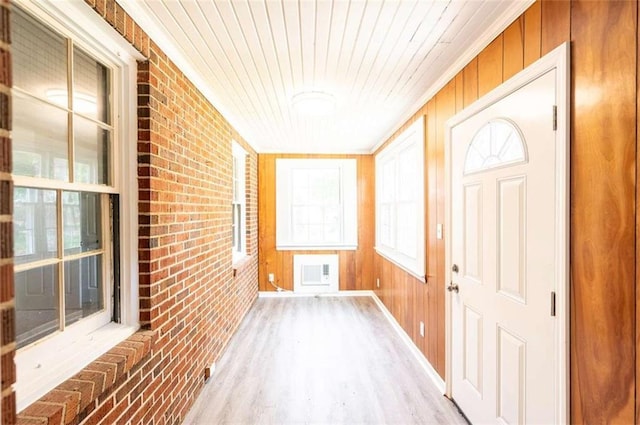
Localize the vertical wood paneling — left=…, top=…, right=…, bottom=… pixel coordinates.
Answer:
left=435, top=80, right=456, bottom=376
left=503, top=16, right=524, bottom=80
left=478, top=34, right=504, bottom=97
left=463, top=58, right=479, bottom=107
left=371, top=3, right=640, bottom=423
left=571, top=2, right=636, bottom=423
left=637, top=4, right=640, bottom=422
left=257, top=154, right=374, bottom=291
left=257, top=155, right=275, bottom=291
left=358, top=155, right=375, bottom=290
left=541, top=0, right=570, bottom=55
left=455, top=72, right=464, bottom=113
left=523, top=2, right=542, bottom=67
left=426, top=100, right=439, bottom=366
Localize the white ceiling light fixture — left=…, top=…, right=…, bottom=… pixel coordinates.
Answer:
left=291, top=91, right=336, bottom=116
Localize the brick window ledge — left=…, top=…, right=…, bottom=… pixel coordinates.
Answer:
left=232, top=255, right=253, bottom=278
left=16, top=330, right=155, bottom=425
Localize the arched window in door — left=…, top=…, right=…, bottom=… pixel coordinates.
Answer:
left=464, top=119, right=527, bottom=174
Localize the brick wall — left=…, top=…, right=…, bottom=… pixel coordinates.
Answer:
left=6, top=0, right=260, bottom=423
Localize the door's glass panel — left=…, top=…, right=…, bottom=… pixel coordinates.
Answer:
left=11, top=6, right=68, bottom=101
left=64, top=255, right=103, bottom=326
left=63, top=191, right=102, bottom=255
left=14, top=188, right=57, bottom=265
left=13, top=93, right=69, bottom=180
left=74, top=116, right=110, bottom=185
left=15, top=264, right=60, bottom=348
left=73, top=47, right=110, bottom=124
left=464, top=119, right=526, bottom=174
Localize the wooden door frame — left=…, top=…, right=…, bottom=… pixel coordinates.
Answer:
left=444, top=42, right=570, bottom=424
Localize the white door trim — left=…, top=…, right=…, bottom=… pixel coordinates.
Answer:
left=444, top=42, right=570, bottom=424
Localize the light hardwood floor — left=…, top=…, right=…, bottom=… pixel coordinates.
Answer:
left=183, top=296, right=466, bottom=425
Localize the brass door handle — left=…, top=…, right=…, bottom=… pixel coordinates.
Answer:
left=447, top=283, right=459, bottom=293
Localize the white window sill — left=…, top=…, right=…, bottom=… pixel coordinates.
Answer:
left=276, top=245, right=358, bottom=251
left=16, top=322, right=139, bottom=412
left=374, top=246, right=425, bottom=282
left=232, top=252, right=247, bottom=264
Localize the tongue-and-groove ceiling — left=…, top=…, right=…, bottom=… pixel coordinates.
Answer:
left=119, top=0, right=533, bottom=153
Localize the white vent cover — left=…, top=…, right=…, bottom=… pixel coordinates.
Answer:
left=293, top=254, right=339, bottom=294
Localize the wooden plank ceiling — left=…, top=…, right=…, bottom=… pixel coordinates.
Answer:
left=121, top=0, right=527, bottom=153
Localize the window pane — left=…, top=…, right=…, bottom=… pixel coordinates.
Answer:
left=397, top=203, right=417, bottom=257
left=15, top=265, right=60, bottom=349
left=13, top=94, right=69, bottom=180
left=64, top=255, right=103, bottom=326
left=11, top=6, right=67, bottom=101
left=233, top=204, right=242, bottom=253
left=14, top=188, right=57, bottom=265
left=74, top=115, right=110, bottom=185
left=464, top=120, right=526, bottom=174
left=309, top=169, right=340, bottom=205
left=73, top=47, right=110, bottom=123
left=63, top=192, right=102, bottom=255
left=292, top=169, right=309, bottom=204
left=398, top=145, right=417, bottom=201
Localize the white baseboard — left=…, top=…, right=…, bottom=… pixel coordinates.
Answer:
left=370, top=293, right=446, bottom=394
left=258, top=290, right=375, bottom=298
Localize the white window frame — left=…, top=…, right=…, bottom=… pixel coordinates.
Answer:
left=12, top=0, right=143, bottom=411
left=275, top=158, right=358, bottom=250
left=232, top=142, right=247, bottom=263
left=375, top=117, right=425, bottom=279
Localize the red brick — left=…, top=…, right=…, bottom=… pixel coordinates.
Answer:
left=19, top=402, right=64, bottom=425
left=13, top=1, right=259, bottom=424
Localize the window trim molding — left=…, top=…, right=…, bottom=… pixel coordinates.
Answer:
left=12, top=0, right=142, bottom=411
left=374, top=117, right=425, bottom=280
left=275, top=158, right=358, bottom=251
left=232, top=141, right=248, bottom=264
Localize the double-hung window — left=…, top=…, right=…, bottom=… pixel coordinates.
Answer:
left=11, top=0, right=140, bottom=410
left=232, top=142, right=247, bottom=262
left=375, top=117, right=425, bottom=278
left=12, top=4, right=114, bottom=349
left=276, top=158, right=357, bottom=250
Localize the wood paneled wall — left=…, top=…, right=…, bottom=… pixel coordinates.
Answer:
left=372, top=1, right=639, bottom=423
left=257, top=154, right=374, bottom=292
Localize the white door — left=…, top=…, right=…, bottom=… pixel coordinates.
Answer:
left=450, top=69, right=560, bottom=424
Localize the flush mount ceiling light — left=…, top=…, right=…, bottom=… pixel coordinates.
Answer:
left=291, top=91, right=336, bottom=116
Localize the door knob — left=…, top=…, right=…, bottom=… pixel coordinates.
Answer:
left=452, top=264, right=459, bottom=273
left=447, top=283, right=459, bottom=293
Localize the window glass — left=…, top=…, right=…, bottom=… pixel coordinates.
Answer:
left=12, top=93, right=69, bottom=180
left=64, top=255, right=103, bottom=326
left=63, top=192, right=102, bottom=255
left=13, top=189, right=57, bottom=265
left=15, top=265, right=60, bottom=349
left=74, top=116, right=110, bottom=185
left=464, top=119, right=526, bottom=174
left=232, top=143, right=247, bottom=258
left=73, top=47, right=110, bottom=123
left=276, top=159, right=357, bottom=249
left=12, top=7, right=67, bottom=100
left=375, top=117, right=425, bottom=277
left=11, top=4, right=115, bottom=354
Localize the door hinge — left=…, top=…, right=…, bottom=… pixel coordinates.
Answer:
left=550, top=291, right=556, bottom=317
left=552, top=105, right=558, bottom=131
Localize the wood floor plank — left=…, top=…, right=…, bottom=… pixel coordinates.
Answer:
left=184, top=296, right=466, bottom=425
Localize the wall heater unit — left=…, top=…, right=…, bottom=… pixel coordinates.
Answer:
left=293, top=254, right=339, bottom=294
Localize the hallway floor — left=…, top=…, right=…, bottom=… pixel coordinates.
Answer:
left=183, top=295, right=466, bottom=424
